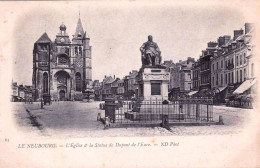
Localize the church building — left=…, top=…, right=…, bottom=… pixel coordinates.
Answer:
left=32, top=17, right=92, bottom=101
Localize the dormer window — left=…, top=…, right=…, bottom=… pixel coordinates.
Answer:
left=78, top=33, right=82, bottom=38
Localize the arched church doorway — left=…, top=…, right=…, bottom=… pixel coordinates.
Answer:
left=59, top=90, right=66, bottom=101
left=54, top=70, right=70, bottom=101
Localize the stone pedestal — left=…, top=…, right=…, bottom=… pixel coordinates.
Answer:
left=136, top=66, right=169, bottom=103
left=126, top=66, right=170, bottom=119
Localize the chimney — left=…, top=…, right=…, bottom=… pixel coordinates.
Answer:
left=114, top=75, right=115, bottom=79
left=104, top=75, right=106, bottom=79
left=207, top=41, right=218, bottom=48
left=233, top=29, right=244, bottom=41
left=245, top=23, right=254, bottom=34
left=218, top=35, right=231, bottom=47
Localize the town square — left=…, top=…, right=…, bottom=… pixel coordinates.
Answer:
left=1, top=2, right=259, bottom=168
left=10, top=6, right=256, bottom=137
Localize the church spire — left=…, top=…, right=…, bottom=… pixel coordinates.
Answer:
left=74, top=17, right=85, bottom=38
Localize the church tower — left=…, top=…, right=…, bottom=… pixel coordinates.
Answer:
left=32, top=32, right=52, bottom=101
left=32, top=15, right=93, bottom=101
left=72, top=17, right=92, bottom=92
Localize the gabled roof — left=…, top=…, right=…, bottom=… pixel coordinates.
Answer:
left=129, top=71, right=138, bottom=78
left=107, top=78, right=117, bottom=84
left=36, top=32, right=52, bottom=43
left=103, top=76, right=114, bottom=84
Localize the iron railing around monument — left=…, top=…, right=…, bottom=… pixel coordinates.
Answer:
left=104, top=97, right=214, bottom=126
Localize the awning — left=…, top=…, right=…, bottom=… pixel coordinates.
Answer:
left=233, top=79, right=256, bottom=94
left=215, top=86, right=227, bottom=93
left=187, top=90, right=198, bottom=96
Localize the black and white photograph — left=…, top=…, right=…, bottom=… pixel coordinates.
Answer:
left=0, top=1, right=259, bottom=168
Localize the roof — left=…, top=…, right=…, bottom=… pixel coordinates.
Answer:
left=117, top=79, right=124, bottom=83
left=103, top=76, right=114, bottom=84
left=224, top=39, right=233, bottom=46
left=74, top=18, right=88, bottom=38
left=129, top=71, right=138, bottom=78
left=36, top=32, right=52, bottom=43
left=107, top=78, right=117, bottom=84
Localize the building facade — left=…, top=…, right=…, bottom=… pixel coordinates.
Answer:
left=191, top=22, right=256, bottom=105
left=11, top=82, right=33, bottom=102
left=101, top=76, right=114, bottom=100
left=32, top=17, right=92, bottom=101
left=117, top=79, right=125, bottom=97
left=191, top=60, right=201, bottom=92
left=165, top=58, right=194, bottom=99
left=126, top=70, right=138, bottom=99
left=93, top=80, right=101, bottom=101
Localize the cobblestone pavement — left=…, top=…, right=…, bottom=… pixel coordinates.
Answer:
left=11, top=101, right=254, bottom=138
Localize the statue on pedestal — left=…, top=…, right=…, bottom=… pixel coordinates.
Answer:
left=140, top=35, right=161, bottom=66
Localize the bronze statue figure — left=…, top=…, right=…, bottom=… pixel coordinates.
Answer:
left=140, top=35, right=161, bottom=66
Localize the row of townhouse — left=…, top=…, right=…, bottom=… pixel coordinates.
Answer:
left=191, top=23, right=256, bottom=105
left=92, top=70, right=139, bottom=101
left=11, top=82, right=33, bottom=102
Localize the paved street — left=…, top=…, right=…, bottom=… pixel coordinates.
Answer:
left=12, top=101, right=254, bottom=138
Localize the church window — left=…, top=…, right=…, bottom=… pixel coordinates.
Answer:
left=65, top=48, right=70, bottom=55
left=75, top=47, right=78, bottom=55
left=43, top=72, right=48, bottom=93
left=79, top=47, right=82, bottom=55
left=42, top=45, right=47, bottom=51
left=58, top=56, right=68, bottom=65
left=75, top=72, right=82, bottom=91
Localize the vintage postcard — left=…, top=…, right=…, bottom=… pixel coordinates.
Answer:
left=0, top=0, right=259, bottom=167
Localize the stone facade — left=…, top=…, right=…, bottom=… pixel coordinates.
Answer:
left=191, top=22, right=255, bottom=104
left=32, top=18, right=92, bottom=101
left=136, top=67, right=169, bottom=102
left=165, top=58, right=194, bottom=99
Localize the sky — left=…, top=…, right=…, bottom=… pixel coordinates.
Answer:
left=11, top=2, right=248, bottom=85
